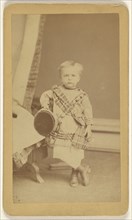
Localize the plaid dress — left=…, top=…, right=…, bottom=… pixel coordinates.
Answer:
left=40, top=85, right=93, bottom=168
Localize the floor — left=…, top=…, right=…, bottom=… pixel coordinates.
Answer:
left=13, top=150, right=121, bottom=203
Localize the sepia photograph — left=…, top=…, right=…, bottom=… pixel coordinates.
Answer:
left=3, top=3, right=128, bottom=216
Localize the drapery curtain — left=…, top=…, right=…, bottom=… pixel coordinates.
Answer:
left=23, top=15, right=46, bottom=112
left=13, top=15, right=45, bottom=109
left=12, top=15, right=47, bottom=168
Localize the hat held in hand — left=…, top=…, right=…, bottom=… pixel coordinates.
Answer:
left=34, top=109, right=56, bottom=136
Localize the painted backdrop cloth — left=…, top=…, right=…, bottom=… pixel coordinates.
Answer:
left=40, top=85, right=93, bottom=169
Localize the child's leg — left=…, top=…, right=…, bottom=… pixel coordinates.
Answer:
left=70, top=168, right=79, bottom=187
left=77, top=165, right=91, bottom=186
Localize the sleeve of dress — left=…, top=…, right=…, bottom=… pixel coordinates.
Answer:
left=40, top=90, right=53, bottom=109
left=82, top=95, right=93, bottom=125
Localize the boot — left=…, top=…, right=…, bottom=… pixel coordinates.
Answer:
left=77, top=165, right=91, bottom=186
left=70, top=168, right=79, bottom=187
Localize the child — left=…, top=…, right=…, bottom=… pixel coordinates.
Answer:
left=40, top=60, right=93, bottom=187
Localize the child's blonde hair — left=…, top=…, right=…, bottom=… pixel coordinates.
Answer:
left=58, top=60, right=83, bottom=75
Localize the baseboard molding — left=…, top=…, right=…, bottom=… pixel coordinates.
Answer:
left=92, top=118, right=120, bottom=132
left=91, top=118, right=120, bottom=152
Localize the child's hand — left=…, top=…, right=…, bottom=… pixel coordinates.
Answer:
left=85, top=125, right=92, bottom=139
left=42, top=106, right=49, bottom=111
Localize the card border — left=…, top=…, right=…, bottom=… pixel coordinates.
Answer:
left=3, top=3, right=129, bottom=216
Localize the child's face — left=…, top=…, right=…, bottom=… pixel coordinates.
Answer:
left=60, top=66, right=81, bottom=89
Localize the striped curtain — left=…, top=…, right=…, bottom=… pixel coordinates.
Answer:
left=13, top=15, right=46, bottom=110
left=23, top=15, right=46, bottom=112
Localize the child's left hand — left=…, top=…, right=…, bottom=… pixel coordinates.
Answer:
left=85, top=125, right=92, bottom=139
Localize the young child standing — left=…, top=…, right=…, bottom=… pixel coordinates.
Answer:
left=40, top=60, right=93, bottom=187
